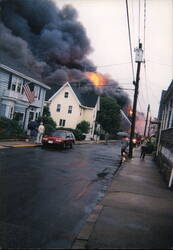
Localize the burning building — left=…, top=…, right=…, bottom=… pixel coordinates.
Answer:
left=0, top=0, right=129, bottom=97
left=0, top=0, right=131, bottom=130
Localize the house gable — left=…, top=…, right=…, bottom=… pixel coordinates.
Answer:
left=47, top=82, right=99, bottom=109
left=48, top=82, right=82, bottom=107
left=48, top=83, right=82, bottom=129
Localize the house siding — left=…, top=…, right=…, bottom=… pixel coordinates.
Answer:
left=49, top=85, right=81, bottom=129
left=48, top=83, right=99, bottom=140
left=0, top=103, right=6, bottom=116
left=14, top=105, right=26, bottom=113
left=0, top=69, right=9, bottom=98
left=0, top=65, right=49, bottom=130
left=156, top=80, right=173, bottom=185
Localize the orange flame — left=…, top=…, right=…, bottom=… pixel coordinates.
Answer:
left=85, top=72, right=106, bottom=87
left=124, top=104, right=132, bottom=116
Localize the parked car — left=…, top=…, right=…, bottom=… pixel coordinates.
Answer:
left=42, top=130, right=75, bottom=149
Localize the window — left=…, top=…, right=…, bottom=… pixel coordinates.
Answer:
left=59, top=119, right=66, bottom=127
left=35, top=112, right=39, bottom=120
left=57, top=104, right=61, bottom=112
left=34, top=85, right=40, bottom=100
left=9, top=106, right=14, bottom=119
left=64, top=92, right=69, bottom=98
left=11, top=75, right=23, bottom=93
left=68, top=105, right=72, bottom=114
left=29, top=111, right=34, bottom=122
left=38, top=88, right=41, bottom=100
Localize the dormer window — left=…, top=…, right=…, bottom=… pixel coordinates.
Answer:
left=64, top=92, right=69, bottom=98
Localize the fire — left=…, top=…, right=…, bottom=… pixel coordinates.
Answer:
left=124, top=104, right=132, bottom=116
left=85, top=72, right=106, bottom=87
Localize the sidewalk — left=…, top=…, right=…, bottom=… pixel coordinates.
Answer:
left=0, top=139, right=117, bottom=149
left=73, top=149, right=173, bottom=249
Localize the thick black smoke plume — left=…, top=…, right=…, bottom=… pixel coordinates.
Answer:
left=0, top=0, right=95, bottom=82
left=0, top=0, right=130, bottom=106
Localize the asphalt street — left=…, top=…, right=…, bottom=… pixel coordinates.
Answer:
left=0, top=142, right=121, bottom=248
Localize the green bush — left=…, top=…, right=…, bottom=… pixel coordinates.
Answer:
left=0, top=116, right=26, bottom=139
left=73, top=128, right=86, bottom=141
left=76, top=121, right=90, bottom=134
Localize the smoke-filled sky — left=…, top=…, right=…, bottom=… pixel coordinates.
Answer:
left=0, top=0, right=130, bottom=106
left=0, top=0, right=96, bottom=82
left=0, top=0, right=172, bottom=116
left=57, top=0, right=173, bottom=117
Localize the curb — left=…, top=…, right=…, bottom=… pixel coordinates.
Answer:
left=71, top=157, right=124, bottom=249
left=0, top=144, right=41, bottom=149
left=11, top=144, right=40, bottom=148
left=0, top=140, right=119, bottom=149
left=71, top=204, right=103, bottom=249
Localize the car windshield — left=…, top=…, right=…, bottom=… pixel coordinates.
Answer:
left=50, top=131, right=66, bottom=137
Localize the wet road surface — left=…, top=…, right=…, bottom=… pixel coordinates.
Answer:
left=0, top=142, right=121, bottom=248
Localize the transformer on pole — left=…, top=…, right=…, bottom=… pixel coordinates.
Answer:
left=129, top=42, right=143, bottom=158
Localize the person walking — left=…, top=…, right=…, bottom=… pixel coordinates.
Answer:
left=140, top=139, right=148, bottom=159
left=37, top=122, right=45, bottom=144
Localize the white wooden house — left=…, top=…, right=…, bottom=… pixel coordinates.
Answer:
left=45, top=82, right=100, bottom=139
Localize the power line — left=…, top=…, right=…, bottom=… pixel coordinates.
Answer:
left=146, top=60, right=173, bottom=67
left=73, top=84, right=135, bottom=90
left=143, top=0, right=146, bottom=58
left=138, top=0, right=141, bottom=42
left=138, top=99, right=143, bottom=113
left=143, top=63, right=150, bottom=106
left=96, top=62, right=131, bottom=68
left=125, top=0, right=135, bottom=82
left=131, top=0, right=136, bottom=46
left=139, top=85, right=147, bottom=109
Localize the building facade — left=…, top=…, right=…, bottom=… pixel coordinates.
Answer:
left=157, top=79, right=173, bottom=184
left=46, top=82, right=100, bottom=139
left=0, top=64, right=50, bottom=130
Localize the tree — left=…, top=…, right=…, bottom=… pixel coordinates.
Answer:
left=37, top=106, right=56, bottom=134
left=76, top=120, right=90, bottom=134
left=96, top=97, right=121, bottom=135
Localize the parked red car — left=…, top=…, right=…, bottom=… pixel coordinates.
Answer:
left=42, top=130, right=75, bottom=149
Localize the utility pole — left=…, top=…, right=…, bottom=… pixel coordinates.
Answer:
left=143, top=104, right=150, bottom=137
left=147, top=116, right=151, bottom=137
left=129, top=42, right=143, bottom=158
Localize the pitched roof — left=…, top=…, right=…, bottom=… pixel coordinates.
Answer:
left=0, top=63, right=50, bottom=89
left=162, top=79, right=173, bottom=103
left=46, top=82, right=99, bottom=108
left=70, top=84, right=98, bottom=108
left=45, top=84, right=61, bottom=100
